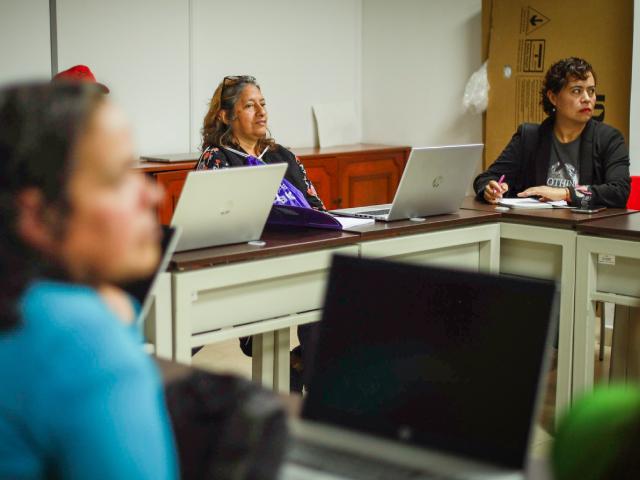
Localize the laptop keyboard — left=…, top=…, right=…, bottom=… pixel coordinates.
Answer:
left=357, top=209, right=390, bottom=217
left=281, top=440, right=460, bottom=480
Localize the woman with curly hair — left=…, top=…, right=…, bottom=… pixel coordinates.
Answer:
left=474, top=57, right=630, bottom=209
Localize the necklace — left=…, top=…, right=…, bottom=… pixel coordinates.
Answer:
left=224, top=145, right=269, bottom=159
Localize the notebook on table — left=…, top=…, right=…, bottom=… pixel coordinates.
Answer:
left=329, top=144, right=483, bottom=221
left=140, top=152, right=199, bottom=163
left=170, top=164, right=286, bottom=252
left=498, top=198, right=571, bottom=209
left=281, top=255, right=558, bottom=480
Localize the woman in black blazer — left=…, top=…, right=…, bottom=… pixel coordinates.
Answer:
left=474, top=57, right=630, bottom=209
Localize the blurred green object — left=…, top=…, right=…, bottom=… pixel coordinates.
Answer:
left=552, top=384, right=640, bottom=479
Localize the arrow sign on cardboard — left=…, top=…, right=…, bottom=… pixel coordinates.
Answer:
left=527, top=7, right=550, bottom=34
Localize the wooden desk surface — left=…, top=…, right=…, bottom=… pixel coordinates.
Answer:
left=345, top=209, right=500, bottom=240
left=170, top=226, right=360, bottom=271
left=460, top=196, right=636, bottom=229
left=576, top=211, right=640, bottom=241
left=170, top=210, right=500, bottom=270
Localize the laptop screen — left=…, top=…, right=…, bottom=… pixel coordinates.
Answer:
left=302, top=255, right=557, bottom=470
left=119, top=225, right=180, bottom=325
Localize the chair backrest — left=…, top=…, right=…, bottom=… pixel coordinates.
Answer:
left=627, top=176, right=640, bottom=209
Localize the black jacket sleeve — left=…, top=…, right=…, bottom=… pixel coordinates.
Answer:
left=584, top=125, right=631, bottom=208
left=473, top=126, right=527, bottom=201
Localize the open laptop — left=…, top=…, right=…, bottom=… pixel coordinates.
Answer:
left=330, top=144, right=483, bottom=221
left=282, top=255, right=557, bottom=480
left=140, top=152, right=199, bottom=163
left=170, top=163, right=286, bottom=252
left=119, top=225, right=181, bottom=328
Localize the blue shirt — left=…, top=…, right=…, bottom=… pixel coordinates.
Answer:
left=0, top=281, right=178, bottom=479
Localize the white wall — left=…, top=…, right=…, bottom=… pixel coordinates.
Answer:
left=56, top=0, right=191, bottom=155
left=189, top=0, right=362, bottom=151
left=52, top=0, right=361, bottom=154
left=0, top=0, right=51, bottom=85
left=361, top=0, right=483, bottom=148
left=2, top=0, right=485, bottom=156
left=630, top=0, right=640, bottom=175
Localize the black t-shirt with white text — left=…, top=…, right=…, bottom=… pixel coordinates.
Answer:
left=546, top=135, right=580, bottom=188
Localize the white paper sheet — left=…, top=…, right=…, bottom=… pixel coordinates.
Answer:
left=332, top=216, right=375, bottom=229
left=498, top=198, right=553, bottom=209
left=312, top=101, right=359, bottom=147
left=498, top=198, right=569, bottom=209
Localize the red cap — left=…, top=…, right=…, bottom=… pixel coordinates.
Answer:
left=53, top=65, right=110, bottom=93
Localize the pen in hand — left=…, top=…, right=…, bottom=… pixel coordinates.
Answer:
left=493, top=175, right=505, bottom=195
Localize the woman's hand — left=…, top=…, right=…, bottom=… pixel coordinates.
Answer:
left=483, top=180, right=509, bottom=204
left=518, top=186, right=569, bottom=202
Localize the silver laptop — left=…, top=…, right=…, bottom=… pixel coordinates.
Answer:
left=282, top=255, right=558, bottom=480
left=330, top=144, right=483, bottom=221
left=140, top=152, right=199, bottom=163
left=170, top=163, right=286, bottom=252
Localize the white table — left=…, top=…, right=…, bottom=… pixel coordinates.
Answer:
left=142, top=272, right=173, bottom=359
left=153, top=201, right=636, bottom=413
left=168, top=210, right=500, bottom=392
left=573, top=213, right=640, bottom=398
left=460, top=198, right=636, bottom=416
left=499, top=222, right=576, bottom=415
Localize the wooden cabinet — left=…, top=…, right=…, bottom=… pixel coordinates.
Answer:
left=301, top=156, right=339, bottom=209
left=135, top=144, right=411, bottom=223
left=337, top=152, right=405, bottom=208
left=156, top=170, right=189, bottom=224
left=293, top=144, right=410, bottom=210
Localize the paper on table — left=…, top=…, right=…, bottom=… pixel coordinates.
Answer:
left=498, top=198, right=553, bottom=209
left=312, top=101, right=359, bottom=147
left=546, top=200, right=572, bottom=208
left=332, top=216, right=375, bottom=230
left=498, top=198, right=570, bottom=209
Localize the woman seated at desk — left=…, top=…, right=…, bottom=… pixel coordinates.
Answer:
left=196, top=75, right=324, bottom=209
left=195, top=75, right=323, bottom=391
left=0, top=82, right=177, bottom=478
left=474, top=57, right=630, bottom=209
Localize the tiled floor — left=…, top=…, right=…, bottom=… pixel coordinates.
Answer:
left=192, top=329, right=300, bottom=379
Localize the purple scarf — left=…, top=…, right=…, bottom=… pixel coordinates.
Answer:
left=246, top=155, right=311, bottom=208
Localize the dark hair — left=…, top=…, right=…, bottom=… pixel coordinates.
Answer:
left=540, top=57, right=597, bottom=117
left=201, top=76, right=276, bottom=153
left=0, top=81, right=104, bottom=331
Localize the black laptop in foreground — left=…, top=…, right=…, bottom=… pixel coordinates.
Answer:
left=281, top=255, right=558, bottom=480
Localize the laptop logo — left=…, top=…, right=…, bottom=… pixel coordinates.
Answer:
left=432, top=176, right=444, bottom=188
left=219, top=200, right=233, bottom=216
left=398, top=425, right=413, bottom=441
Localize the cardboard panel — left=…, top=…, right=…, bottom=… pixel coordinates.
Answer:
left=485, top=0, right=633, bottom=167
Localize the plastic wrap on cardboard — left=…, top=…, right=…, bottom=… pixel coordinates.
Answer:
left=463, top=61, right=489, bottom=114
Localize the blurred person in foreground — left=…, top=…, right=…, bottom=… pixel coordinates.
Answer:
left=0, top=81, right=176, bottom=479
